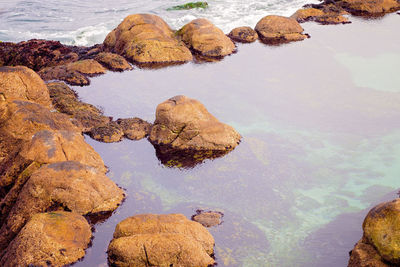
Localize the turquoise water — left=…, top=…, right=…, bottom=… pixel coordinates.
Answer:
left=68, top=15, right=400, bottom=266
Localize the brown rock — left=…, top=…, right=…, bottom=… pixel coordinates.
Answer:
left=333, top=0, right=400, bottom=15
left=363, top=199, right=400, bottom=264
left=67, top=59, right=107, bottom=76
left=88, top=121, right=124, bottom=143
left=0, top=66, right=51, bottom=106
left=255, top=15, right=309, bottom=44
left=0, top=161, right=124, bottom=251
left=108, top=214, right=215, bottom=267
left=39, top=65, right=90, bottom=86
left=95, top=52, right=133, bottom=71
left=228, top=26, right=258, bottom=43
left=348, top=237, right=392, bottom=267
left=0, top=39, right=78, bottom=71
left=47, top=82, right=110, bottom=131
left=177, top=18, right=236, bottom=57
left=104, top=14, right=193, bottom=64
left=149, top=95, right=241, bottom=151
left=291, top=7, right=351, bottom=24
left=116, top=118, right=152, bottom=140
left=192, top=210, right=223, bottom=227
left=0, top=211, right=91, bottom=267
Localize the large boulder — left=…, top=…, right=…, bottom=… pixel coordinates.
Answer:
left=0, top=39, right=78, bottom=71
left=0, top=161, right=124, bottom=251
left=362, top=199, right=400, bottom=264
left=0, top=66, right=51, bottom=106
left=104, top=14, right=193, bottom=64
left=150, top=95, right=240, bottom=151
left=255, top=15, right=309, bottom=44
left=228, top=26, right=258, bottom=43
left=332, top=0, right=400, bottom=15
left=291, top=7, right=350, bottom=24
left=0, top=211, right=91, bottom=266
left=108, top=214, right=215, bottom=266
left=177, top=18, right=236, bottom=58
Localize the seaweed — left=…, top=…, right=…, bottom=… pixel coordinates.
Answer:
left=167, top=2, right=208, bottom=11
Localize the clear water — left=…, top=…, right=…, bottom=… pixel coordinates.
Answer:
left=67, top=15, right=399, bottom=267
left=0, top=0, right=318, bottom=46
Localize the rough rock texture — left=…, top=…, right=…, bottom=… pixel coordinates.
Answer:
left=67, top=59, right=107, bottom=76
left=108, top=214, right=215, bottom=267
left=47, top=82, right=110, bottom=131
left=362, top=199, right=400, bottom=264
left=39, top=64, right=90, bottom=86
left=192, top=210, right=223, bottom=227
left=104, top=14, right=193, bottom=64
left=0, top=211, right=91, bottom=267
left=291, top=7, right=350, bottom=24
left=332, top=0, right=400, bottom=15
left=0, top=161, right=124, bottom=251
left=149, top=95, right=241, bottom=151
left=88, top=121, right=124, bottom=143
left=116, top=118, right=152, bottom=140
left=228, top=27, right=258, bottom=43
left=0, top=39, right=78, bottom=71
left=0, top=66, right=51, bottom=106
left=348, top=237, right=392, bottom=267
left=255, top=15, right=309, bottom=44
left=177, top=18, right=236, bottom=58
left=95, top=52, right=133, bottom=71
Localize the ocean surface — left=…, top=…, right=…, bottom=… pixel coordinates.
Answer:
left=0, top=0, right=318, bottom=46
left=1, top=1, right=400, bottom=267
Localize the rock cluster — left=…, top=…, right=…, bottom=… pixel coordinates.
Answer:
left=107, top=214, right=215, bottom=267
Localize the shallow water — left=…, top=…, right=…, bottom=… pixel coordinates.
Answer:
left=67, top=14, right=400, bottom=267
left=0, top=0, right=319, bottom=46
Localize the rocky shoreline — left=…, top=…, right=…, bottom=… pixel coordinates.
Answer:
left=0, top=0, right=399, bottom=265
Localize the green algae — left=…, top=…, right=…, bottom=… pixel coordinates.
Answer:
left=167, top=2, right=208, bottom=11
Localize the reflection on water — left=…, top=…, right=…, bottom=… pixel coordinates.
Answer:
left=74, top=15, right=400, bottom=267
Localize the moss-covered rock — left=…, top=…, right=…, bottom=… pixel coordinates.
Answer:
left=167, top=2, right=208, bottom=10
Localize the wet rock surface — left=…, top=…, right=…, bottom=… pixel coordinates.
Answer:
left=192, top=210, right=223, bottom=227
left=116, top=117, right=152, bottom=140
left=330, top=0, right=400, bottom=15
left=228, top=26, right=259, bottom=43
left=0, top=211, right=92, bottom=267
left=88, top=121, right=124, bottom=143
left=178, top=18, right=236, bottom=58
left=104, top=14, right=193, bottom=64
left=94, top=52, right=133, bottom=71
left=255, top=15, right=309, bottom=44
left=291, top=6, right=351, bottom=24
left=108, top=213, right=215, bottom=267
left=348, top=237, right=393, bottom=267
left=0, top=66, right=51, bottom=106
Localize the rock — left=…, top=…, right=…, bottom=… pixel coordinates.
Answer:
left=108, top=214, right=215, bottom=267
left=47, top=82, right=110, bottom=131
left=348, top=237, right=392, bottom=267
left=67, top=59, right=107, bottom=76
left=255, top=15, right=309, bottom=44
left=332, top=0, right=400, bottom=15
left=95, top=52, right=133, bottom=71
left=39, top=64, right=90, bottom=86
left=363, top=199, right=400, bottom=264
left=149, top=95, right=241, bottom=151
left=192, top=210, right=223, bottom=227
left=0, top=161, right=124, bottom=251
left=116, top=118, right=152, bottom=140
left=0, top=66, right=51, bottom=106
left=228, top=27, right=258, bottom=43
left=167, top=2, right=209, bottom=10
left=0, top=39, right=78, bottom=71
left=88, top=121, right=124, bottom=143
left=177, top=18, right=236, bottom=58
left=0, top=211, right=91, bottom=267
left=104, top=14, right=193, bottom=64
left=291, top=7, right=350, bottom=24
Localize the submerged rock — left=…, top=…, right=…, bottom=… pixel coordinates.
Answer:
left=177, top=18, right=236, bottom=58
left=0, top=211, right=91, bottom=267
left=149, top=95, right=241, bottom=167
left=108, top=214, right=215, bottom=267
left=291, top=7, right=351, bottom=24
left=192, top=210, right=223, bottom=227
left=94, top=52, right=133, bottom=71
left=0, top=66, right=51, bottom=107
left=228, top=27, right=259, bottom=43
left=116, top=118, right=152, bottom=140
left=0, top=161, right=124, bottom=251
left=255, top=15, right=309, bottom=44
left=104, top=14, right=193, bottom=64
